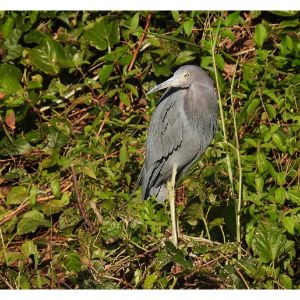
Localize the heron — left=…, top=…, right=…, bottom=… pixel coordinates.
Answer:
left=140, top=65, right=218, bottom=246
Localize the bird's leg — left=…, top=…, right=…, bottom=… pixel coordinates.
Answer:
left=167, top=163, right=178, bottom=247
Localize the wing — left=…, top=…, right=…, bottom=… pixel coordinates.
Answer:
left=142, top=88, right=188, bottom=200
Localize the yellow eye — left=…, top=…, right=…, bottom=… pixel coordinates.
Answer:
left=184, top=73, right=190, bottom=78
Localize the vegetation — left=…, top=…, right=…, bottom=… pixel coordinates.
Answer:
left=0, top=11, right=299, bottom=289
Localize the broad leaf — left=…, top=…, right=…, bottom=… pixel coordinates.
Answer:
left=252, top=220, right=286, bottom=263
left=0, top=137, right=33, bottom=157
left=63, top=251, right=81, bottom=273
left=254, top=24, right=267, bottom=48
left=84, top=18, right=119, bottom=51
left=224, top=11, right=241, bottom=27
left=287, top=190, right=300, bottom=205
left=3, top=28, right=23, bottom=61
left=17, top=211, right=51, bottom=235
left=130, top=12, right=140, bottom=30
left=0, top=64, right=23, bottom=94
left=119, top=143, right=128, bottom=163
left=143, top=273, right=158, bottom=289
left=183, top=20, right=194, bottom=36
left=99, top=64, right=114, bottom=84
left=30, top=37, right=65, bottom=74
left=6, top=186, right=28, bottom=205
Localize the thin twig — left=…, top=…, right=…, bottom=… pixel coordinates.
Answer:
left=0, top=202, right=27, bottom=226
left=0, top=229, right=8, bottom=265
left=211, top=12, right=234, bottom=195
left=96, top=111, right=110, bottom=137
left=90, top=201, right=103, bottom=225
left=70, top=164, right=97, bottom=234
left=104, top=245, right=161, bottom=272
left=234, top=266, right=250, bottom=289
left=230, top=58, right=243, bottom=259
left=181, top=234, right=221, bottom=245
left=128, top=13, right=152, bottom=71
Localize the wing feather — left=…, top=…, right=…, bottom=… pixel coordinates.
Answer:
left=142, top=88, right=187, bottom=199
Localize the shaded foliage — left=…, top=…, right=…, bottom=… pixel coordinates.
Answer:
left=0, top=11, right=299, bottom=289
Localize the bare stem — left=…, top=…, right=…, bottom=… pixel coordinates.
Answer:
left=211, top=12, right=234, bottom=195
left=0, top=229, right=8, bottom=265
left=167, top=163, right=178, bottom=247
left=230, top=58, right=243, bottom=259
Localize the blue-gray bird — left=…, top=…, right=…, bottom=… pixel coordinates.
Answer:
left=141, top=65, right=218, bottom=203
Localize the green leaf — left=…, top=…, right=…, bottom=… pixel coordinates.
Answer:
left=275, top=172, right=286, bottom=186
left=0, top=15, right=15, bottom=38
left=171, top=11, right=180, bottom=22
left=130, top=12, right=140, bottom=30
left=84, top=18, right=119, bottom=51
left=119, top=92, right=131, bottom=106
left=143, top=273, right=158, bottom=289
left=221, top=29, right=235, bottom=41
left=254, top=24, right=267, bottom=48
left=279, top=19, right=299, bottom=28
left=215, top=54, right=225, bottom=71
left=0, top=64, right=23, bottom=94
left=24, top=30, right=48, bottom=43
left=99, top=64, right=114, bottom=84
left=124, top=83, right=139, bottom=97
left=30, top=37, right=65, bottom=74
left=272, top=133, right=286, bottom=152
left=265, top=104, right=276, bottom=120
left=287, top=190, right=300, bottom=205
left=21, top=240, right=38, bottom=258
left=29, top=187, right=37, bottom=206
left=59, top=207, right=81, bottom=230
left=119, top=143, right=128, bottom=164
left=84, top=23, right=107, bottom=50
left=270, top=11, right=298, bottom=17
left=5, top=252, right=26, bottom=266
left=282, top=215, right=299, bottom=235
left=46, top=127, right=69, bottom=152
left=0, top=137, right=32, bottom=157
left=6, top=186, right=28, bottom=205
left=51, top=179, right=61, bottom=198
left=255, top=176, right=264, bottom=193
left=279, top=274, right=293, bottom=289
left=280, top=35, right=294, bottom=56
left=63, top=251, right=81, bottom=273
left=82, top=166, right=97, bottom=179
left=165, top=241, right=193, bottom=268
left=156, top=249, right=172, bottom=267
left=3, top=28, right=23, bottom=61
left=246, top=98, right=260, bottom=117
left=275, top=187, right=286, bottom=205
left=174, top=51, right=195, bottom=66
left=43, top=192, right=70, bottom=215
left=252, top=220, right=286, bottom=263
left=256, top=151, right=267, bottom=174
left=183, top=20, right=194, bottom=36
left=17, top=211, right=51, bottom=235
left=224, top=11, right=241, bottom=27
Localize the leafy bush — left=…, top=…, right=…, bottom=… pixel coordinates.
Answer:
left=0, top=11, right=299, bottom=289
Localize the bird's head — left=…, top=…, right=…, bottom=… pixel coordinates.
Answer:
left=147, top=65, right=214, bottom=95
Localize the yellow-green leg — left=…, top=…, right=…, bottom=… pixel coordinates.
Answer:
left=167, top=163, right=178, bottom=247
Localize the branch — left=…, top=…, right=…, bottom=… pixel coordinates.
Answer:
left=128, top=13, right=152, bottom=71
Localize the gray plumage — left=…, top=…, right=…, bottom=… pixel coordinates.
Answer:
left=141, top=65, right=218, bottom=203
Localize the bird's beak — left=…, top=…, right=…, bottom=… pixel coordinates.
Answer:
left=147, top=76, right=180, bottom=95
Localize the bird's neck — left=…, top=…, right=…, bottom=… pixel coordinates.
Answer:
left=183, top=84, right=218, bottom=124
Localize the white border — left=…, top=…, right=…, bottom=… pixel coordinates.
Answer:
left=0, top=1, right=299, bottom=297
left=0, top=0, right=299, bottom=10
left=0, top=290, right=300, bottom=300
